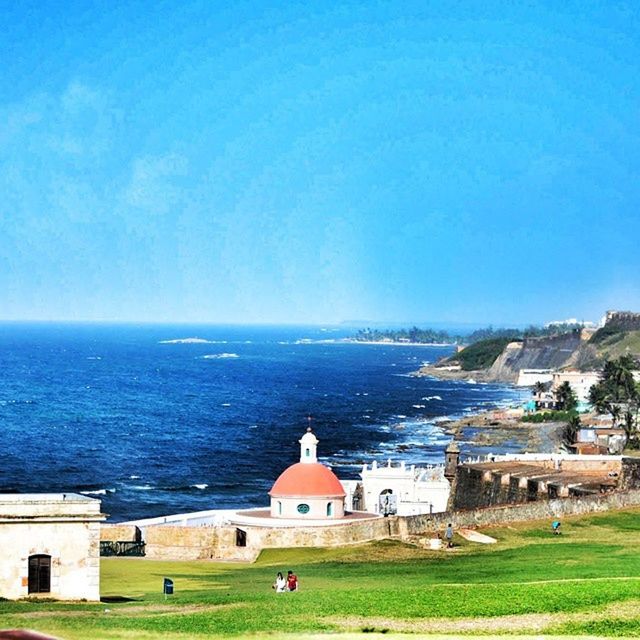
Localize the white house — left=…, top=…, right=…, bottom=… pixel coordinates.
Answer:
left=552, top=371, right=601, bottom=403
left=0, top=493, right=105, bottom=601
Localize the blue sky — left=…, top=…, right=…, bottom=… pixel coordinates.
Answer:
left=1, top=1, right=639, bottom=325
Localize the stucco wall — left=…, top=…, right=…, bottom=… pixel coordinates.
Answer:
left=270, top=496, right=344, bottom=519
left=0, top=521, right=101, bottom=600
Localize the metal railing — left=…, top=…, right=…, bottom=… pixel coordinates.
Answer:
left=100, top=541, right=146, bottom=557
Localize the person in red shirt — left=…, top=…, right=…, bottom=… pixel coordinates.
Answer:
left=286, top=570, right=298, bottom=591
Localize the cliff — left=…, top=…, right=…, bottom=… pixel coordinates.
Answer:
left=485, top=332, right=585, bottom=382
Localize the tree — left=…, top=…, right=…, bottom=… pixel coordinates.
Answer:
left=562, top=414, right=582, bottom=449
left=588, top=356, right=640, bottom=441
left=555, top=381, right=578, bottom=412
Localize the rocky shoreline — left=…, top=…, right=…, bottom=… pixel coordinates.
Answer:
left=440, top=410, right=565, bottom=455
left=411, top=364, right=492, bottom=382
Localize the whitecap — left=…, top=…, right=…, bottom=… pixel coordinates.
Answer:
left=159, top=337, right=217, bottom=344
left=202, top=353, right=239, bottom=359
left=131, top=484, right=155, bottom=491
left=191, top=483, right=208, bottom=490
left=412, top=404, right=426, bottom=409
left=421, top=395, right=443, bottom=401
left=80, top=488, right=115, bottom=496
left=221, top=403, right=231, bottom=407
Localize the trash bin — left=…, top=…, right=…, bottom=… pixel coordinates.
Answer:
left=163, top=578, right=174, bottom=595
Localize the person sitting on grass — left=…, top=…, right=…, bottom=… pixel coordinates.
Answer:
left=286, top=569, right=298, bottom=591
left=272, top=571, right=286, bottom=593
left=552, top=520, right=562, bottom=535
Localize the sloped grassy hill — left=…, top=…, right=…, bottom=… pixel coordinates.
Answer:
left=3, top=508, right=640, bottom=638
left=590, top=328, right=640, bottom=361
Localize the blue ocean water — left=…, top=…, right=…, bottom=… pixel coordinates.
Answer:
left=0, top=323, right=524, bottom=521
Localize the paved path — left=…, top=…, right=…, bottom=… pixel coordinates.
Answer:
left=457, top=528, right=497, bottom=544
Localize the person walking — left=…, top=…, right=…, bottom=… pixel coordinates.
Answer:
left=286, top=570, right=298, bottom=592
left=273, top=571, right=286, bottom=592
left=445, top=523, right=454, bottom=548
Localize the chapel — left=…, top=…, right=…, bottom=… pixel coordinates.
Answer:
left=269, top=428, right=346, bottom=519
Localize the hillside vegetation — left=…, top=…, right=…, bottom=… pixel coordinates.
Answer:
left=591, top=328, right=640, bottom=360
left=5, top=508, right=640, bottom=638
left=452, top=337, right=516, bottom=371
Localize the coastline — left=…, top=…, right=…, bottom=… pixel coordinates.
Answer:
left=344, top=339, right=456, bottom=347
left=440, top=409, right=565, bottom=455
left=411, top=363, right=491, bottom=382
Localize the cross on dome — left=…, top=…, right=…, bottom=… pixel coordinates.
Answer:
left=299, top=427, right=319, bottom=463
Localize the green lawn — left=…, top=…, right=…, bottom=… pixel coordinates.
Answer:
left=3, top=509, right=640, bottom=638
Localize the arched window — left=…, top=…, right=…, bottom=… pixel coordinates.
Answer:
left=326, top=502, right=333, bottom=517
left=305, top=448, right=310, bottom=457
left=277, top=501, right=282, bottom=515
left=28, top=555, right=51, bottom=594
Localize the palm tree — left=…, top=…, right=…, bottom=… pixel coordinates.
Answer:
left=555, top=381, right=578, bottom=412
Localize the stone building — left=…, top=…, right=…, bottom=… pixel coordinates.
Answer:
left=0, top=493, right=105, bottom=600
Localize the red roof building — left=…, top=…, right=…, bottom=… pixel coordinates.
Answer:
left=268, top=429, right=346, bottom=519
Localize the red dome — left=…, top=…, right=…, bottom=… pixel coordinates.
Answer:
left=269, top=462, right=346, bottom=498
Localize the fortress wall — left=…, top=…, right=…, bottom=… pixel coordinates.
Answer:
left=398, top=487, right=640, bottom=538
left=243, top=518, right=396, bottom=551
left=138, top=518, right=396, bottom=561
left=100, top=524, right=139, bottom=541
left=142, top=525, right=257, bottom=561
left=102, top=481, right=640, bottom=562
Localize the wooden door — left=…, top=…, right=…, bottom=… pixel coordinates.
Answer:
left=28, top=555, right=51, bottom=594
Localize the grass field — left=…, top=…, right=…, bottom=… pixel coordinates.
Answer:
left=3, top=508, right=640, bottom=639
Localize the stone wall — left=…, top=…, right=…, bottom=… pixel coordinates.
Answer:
left=0, top=521, right=101, bottom=600
left=399, top=487, right=640, bottom=537
left=142, top=525, right=256, bottom=561
left=605, top=310, right=640, bottom=331
left=101, top=484, right=640, bottom=562
left=140, top=517, right=397, bottom=561
left=451, top=457, right=623, bottom=511
left=620, top=457, right=640, bottom=490
left=100, top=524, right=140, bottom=542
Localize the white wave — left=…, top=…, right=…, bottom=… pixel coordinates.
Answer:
left=395, top=414, right=407, bottom=419
left=80, top=488, right=115, bottom=496
left=131, top=484, right=155, bottom=491
left=190, top=483, right=208, bottom=490
left=421, top=395, right=443, bottom=401
left=86, top=356, right=102, bottom=360
left=202, top=353, right=239, bottom=359
left=159, top=337, right=219, bottom=344
left=129, top=475, right=140, bottom=479
left=221, top=403, right=231, bottom=407
left=412, top=404, right=426, bottom=409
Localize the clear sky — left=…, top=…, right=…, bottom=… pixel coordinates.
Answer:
left=1, top=1, right=639, bottom=326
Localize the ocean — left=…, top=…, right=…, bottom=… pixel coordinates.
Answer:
left=0, top=323, right=525, bottom=521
